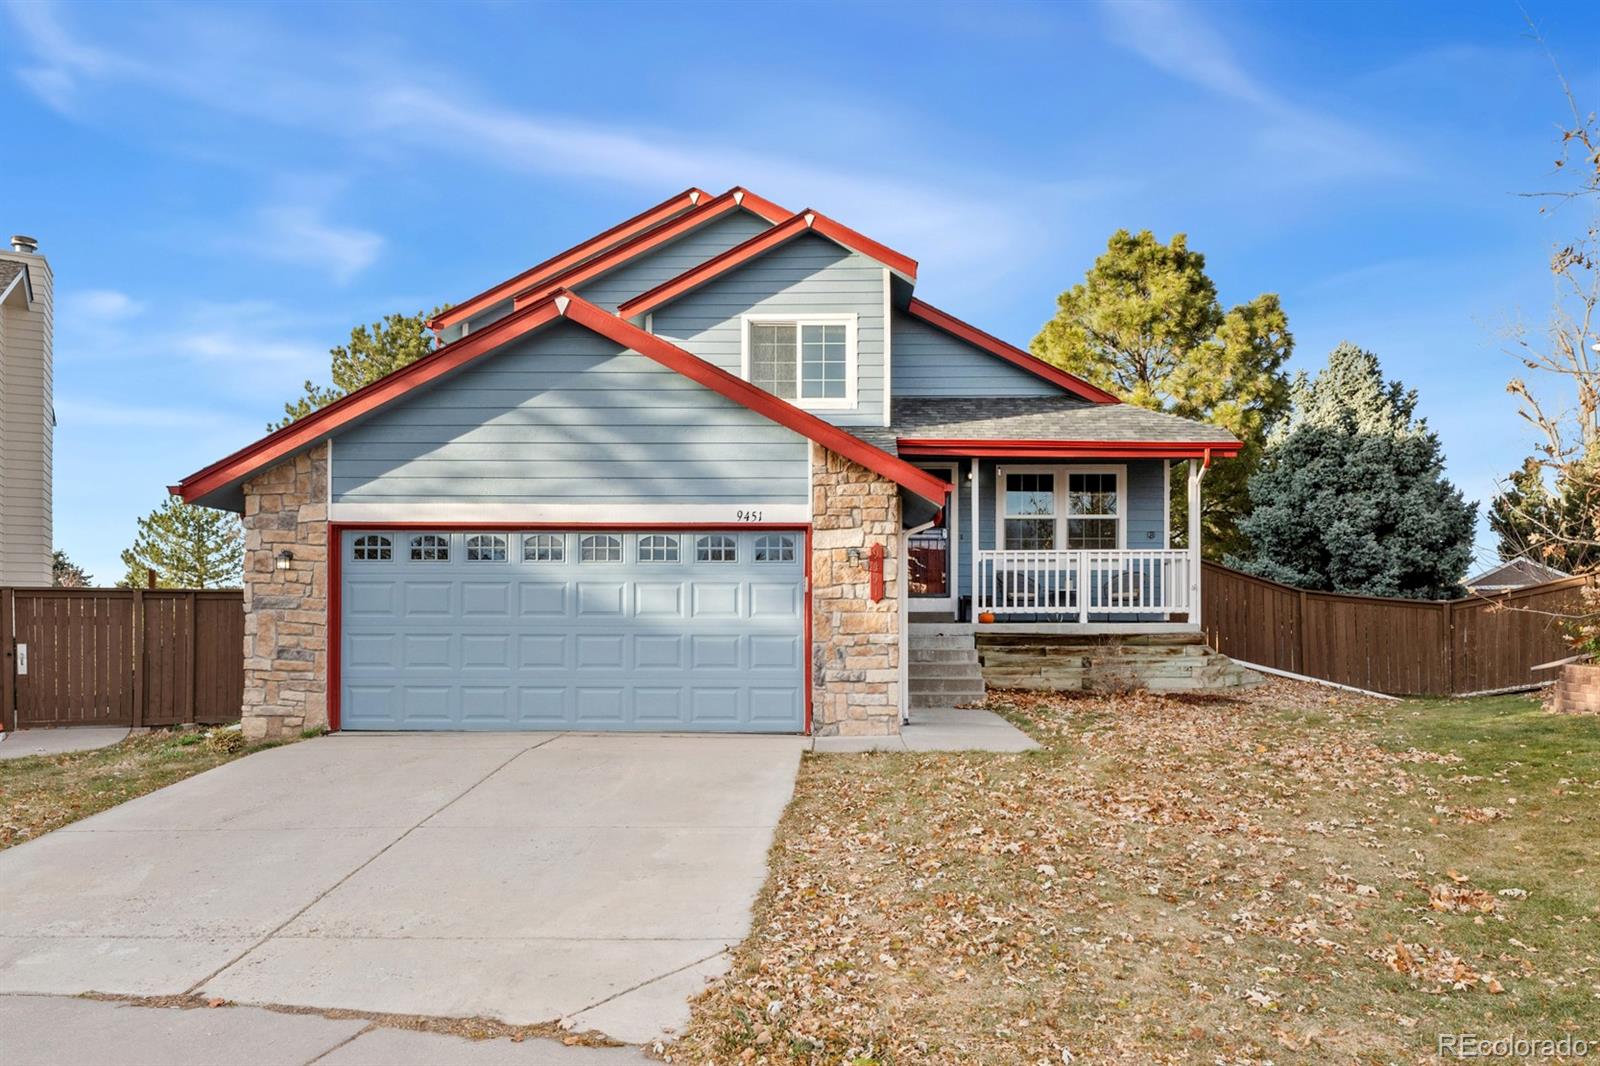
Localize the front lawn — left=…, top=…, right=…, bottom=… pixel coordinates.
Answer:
left=673, top=684, right=1600, bottom=1064
left=0, top=728, right=285, bottom=849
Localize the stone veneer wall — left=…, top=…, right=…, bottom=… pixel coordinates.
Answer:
left=240, top=443, right=329, bottom=740
left=1552, top=663, right=1600, bottom=716
left=810, top=443, right=903, bottom=736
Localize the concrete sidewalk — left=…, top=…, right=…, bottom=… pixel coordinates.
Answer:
left=810, top=706, right=1039, bottom=753
left=0, top=726, right=129, bottom=760
left=0, top=994, right=652, bottom=1065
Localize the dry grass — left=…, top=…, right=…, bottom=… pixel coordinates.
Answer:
left=669, top=682, right=1600, bottom=1064
left=0, top=727, right=283, bottom=849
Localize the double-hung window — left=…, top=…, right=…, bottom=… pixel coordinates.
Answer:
left=1000, top=468, right=1124, bottom=551
left=744, top=316, right=855, bottom=408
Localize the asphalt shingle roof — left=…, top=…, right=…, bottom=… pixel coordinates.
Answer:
left=849, top=397, right=1239, bottom=454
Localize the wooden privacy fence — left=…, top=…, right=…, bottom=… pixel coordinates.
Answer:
left=1, top=588, right=244, bottom=730
left=1201, top=562, right=1588, bottom=697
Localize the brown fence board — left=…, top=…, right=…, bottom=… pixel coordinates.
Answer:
left=3, top=587, right=242, bottom=729
left=1202, top=563, right=1586, bottom=697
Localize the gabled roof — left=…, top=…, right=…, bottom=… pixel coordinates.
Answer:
left=0, top=260, right=31, bottom=307
left=846, top=397, right=1242, bottom=459
left=431, top=187, right=709, bottom=331
left=616, top=209, right=918, bottom=319
left=904, top=299, right=1121, bottom=405
left=173, top=291, right=951, bottom=508
left=504, top=188, right=792, bottom=314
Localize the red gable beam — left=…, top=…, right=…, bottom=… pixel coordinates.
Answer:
left=617, top=210, right=919, bottom=319
left=508, top=188, right=791, bottom=312
left=174, top=292, right=951, bottom=507
left=432, top=188, right=709, bottom=331
left=905, top=299, right=1122, bottom=405
left=894, top=439, right=1241, bottom=459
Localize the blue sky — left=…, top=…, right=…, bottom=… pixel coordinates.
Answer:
left=3, top=0, right=1597, bottom=584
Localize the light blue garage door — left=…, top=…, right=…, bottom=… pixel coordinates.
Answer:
left=339, top=529, right=807, bottom=732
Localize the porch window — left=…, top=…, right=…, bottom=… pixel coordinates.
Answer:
left=1002, top=473, right=1056, bottom=549
left=744, top=317, right=855, bottom=407
left=1066, top=472, right=1119, bottom=549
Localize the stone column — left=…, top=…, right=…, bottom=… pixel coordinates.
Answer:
left=239, top=443, right=329, bottom=740
left=810, top=443, right=903, bottom=736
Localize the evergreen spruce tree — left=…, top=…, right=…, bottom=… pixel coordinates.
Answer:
left=273, top=306, right=447, bottom=430
left=51, top=550, right=92, bottom=588
left=119, top=497, right=244, bottom=588
left=1487, top=456, right=1600, bottom=573
left=1229, top=342, right=1476, bottom=599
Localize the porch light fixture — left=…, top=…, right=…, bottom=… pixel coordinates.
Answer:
left=847, top=547, right=862, bottom=564
left=275, top=549, right=294, bottom=571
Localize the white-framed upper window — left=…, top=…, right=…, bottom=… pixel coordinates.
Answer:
left=522, top=533, right=564, bottom=563
left=753, top=533, right=797, bottom=563
left=696, top=534, right=737, bottom=563
left=465, top=533, right=507, bottom=562
left=352, top=534, right=391, bottom=561
left=580, top=533, right=623, bottom=562
left=741, top=314, right=857, bottom=409
left=637, top=534, right=680, bottom=563
left=409, top=533, right=450, bottom=561
left=998, top=467, right=1125, bottom=551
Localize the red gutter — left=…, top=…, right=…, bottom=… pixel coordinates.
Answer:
left=432, top=187, right=708, bottom=331
left=174, top=291, right=952, bottom=507
left=905, top=299, right=1121, bottom=405
left=894, top=438, right=1242, bottom=459
left=508, top=188, right=791, bottom=312
left=618, top=209, right=919, bottom=319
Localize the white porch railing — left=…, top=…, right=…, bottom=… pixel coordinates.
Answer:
left=974, top=549, right=1195, bottom=619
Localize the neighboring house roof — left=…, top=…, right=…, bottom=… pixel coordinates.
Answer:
left=846, top=397, right=1242, bottom=459
left=903, top=299, right=1121, bottom=405
left=0, top=260, right=30, bottom=306
left=503, top=187, right=792, bottom=314
left=616, top=209, right=919, bottom=318
left=1466, top=557, right=1570, bottom=591
left=173, top=291, right=952, bottom=509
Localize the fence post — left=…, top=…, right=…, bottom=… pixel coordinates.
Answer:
left=1443, top=600, right=1456, bottom=696
left=1, top=588, right=14, bottom=733
left=1296, top=589, right=1309, bottom=675
left=185, top=592, right=197, bottom=725
left=131, top=589, right=145, bottom=729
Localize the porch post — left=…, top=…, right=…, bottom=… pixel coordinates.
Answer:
left=970, top=458, right=979, bottom=620
left=1187, top=458, right=1206, bottom=623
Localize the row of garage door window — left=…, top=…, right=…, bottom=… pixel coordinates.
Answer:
left=350, top=532, right=800, bottom=566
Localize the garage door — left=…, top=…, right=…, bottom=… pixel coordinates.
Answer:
left=338, top=529, right=807, bottom=732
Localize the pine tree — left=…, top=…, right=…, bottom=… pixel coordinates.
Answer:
left=273, top=307, right=447, bottom=430
left=1031, top=230, right=1292, bottom=558
left=1488, top=456, right=1600, bottom=573
left=51, top=550, right=92, bottom=588
left=119, top=497, right=244, bottom=588
left=1228, top=342, right=1476, bottom=599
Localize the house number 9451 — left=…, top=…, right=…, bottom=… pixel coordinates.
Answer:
left=735, top=509, right=764, bottom=522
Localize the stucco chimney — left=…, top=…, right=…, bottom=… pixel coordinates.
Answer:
left=10, top=235, right=38, bottom=254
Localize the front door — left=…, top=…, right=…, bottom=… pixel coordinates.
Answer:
left=908, top=464, right=957, bottom=614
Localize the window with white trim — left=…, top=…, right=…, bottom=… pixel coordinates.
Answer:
left=522, top=533, right=564, bottom=563
left=744, top=316, right=855, bottom=407
left=753, top=533, right=797, bottom=562
left=1002, top=473, right=1056, bottom=550
left=696, top=534, right=737, bottom=562
left=1066, top=472, right=1119, bottom=550
left=352, top=534, right=391, bottom=561
left=637, top=534, right=680, bottom=562
left=580, top=534, right=622, bottom=562
left=409, top=534, right=449, bottom=561
left=465, top=533, right=507, bottom=562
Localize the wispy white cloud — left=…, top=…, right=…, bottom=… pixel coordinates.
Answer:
left=1097, top=0, right=1416, bottom=181
left=66, top=288, right=145, bottom=320
left=242, top=202, right=384, bottom=284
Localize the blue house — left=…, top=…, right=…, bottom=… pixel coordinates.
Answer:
left=175, top=188, right=1239, bottom=740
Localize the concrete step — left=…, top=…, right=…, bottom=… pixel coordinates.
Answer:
left=908, top=634, right=978, bottom=652
left=909, top=677, right=988, bottom=696
left=909, top=647, right=980, bottom=664
left=910, top=690, right=986, bottom=709
left=910, top=670, right=986, bottom=686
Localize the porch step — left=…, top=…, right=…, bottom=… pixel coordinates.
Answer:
left=911, top=690, right=986, bottom=709
left=907, top=627, right=985, bottom=708
left=909, top=647, right=980, bottom=665
left=907, top=634, right=980, bottom=652
left=908, top=676, right=988, bottom=696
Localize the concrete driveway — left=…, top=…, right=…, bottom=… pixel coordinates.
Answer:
left=0, top=731, right=804, bottom=1045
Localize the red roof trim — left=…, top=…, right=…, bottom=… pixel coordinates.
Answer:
left=904, top=299, right=1122, bottom=405
left=432, top=188, right=708, bottom=330
left=894, top=439, right=1241, bottom=459
left=175, top=292, right=951, bottom=506
left=508, top=187, right=792, bottom=312
left=617, top=209, right=919, bottom=319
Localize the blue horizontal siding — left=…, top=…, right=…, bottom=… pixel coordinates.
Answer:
left=892, top=312, right=1067, bottom=397
left=650, top=234, right=885, bottom=428
left=575, top=210, right=772, bottom=311
left=331, top=321, right=810, bottom=504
